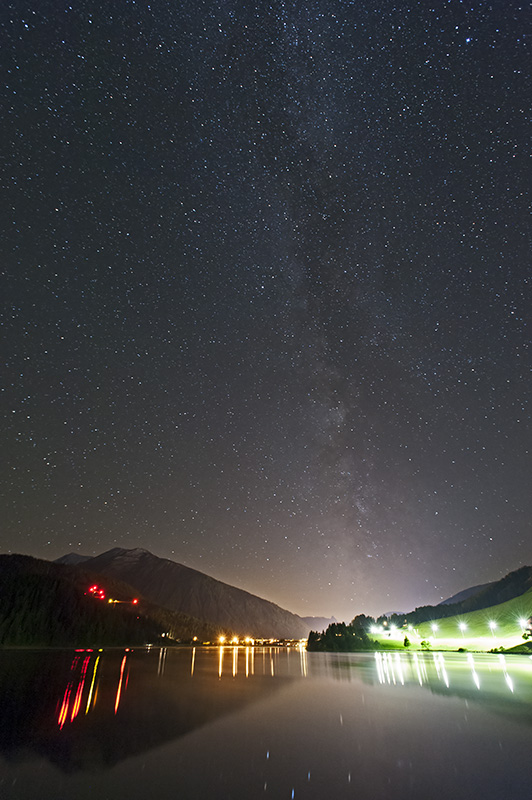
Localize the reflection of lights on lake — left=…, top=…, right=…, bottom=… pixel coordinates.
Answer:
left=395, top=653, right=405, bottom=685
left=114, top=654, right=128, bottom=713
left=375, top=652, right=405, bottom=686
left=467, top=654, right=480, bottom=690
left=86, top=655, right=100, bottom=714
left=433, top=653, right=449, bottom=688
left=413, top=654, right=423, bottom=685
left=299, top=646, right=308, bottom=678
left=498, top=654, right=514, bottom=693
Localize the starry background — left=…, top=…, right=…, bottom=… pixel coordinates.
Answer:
left=1, top=0, right=530, bottom=619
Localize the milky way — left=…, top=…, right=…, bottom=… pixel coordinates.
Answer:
left=2, top=0, right=530, bottom=618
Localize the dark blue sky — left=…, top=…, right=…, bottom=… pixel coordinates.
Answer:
left=2, top=0, right=530, bottom=619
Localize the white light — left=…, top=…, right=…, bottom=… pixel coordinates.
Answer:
left=459, top=622, right=467, bottom=631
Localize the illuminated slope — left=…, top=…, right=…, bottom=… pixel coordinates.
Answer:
left=414, top=587, right=532, bottom=650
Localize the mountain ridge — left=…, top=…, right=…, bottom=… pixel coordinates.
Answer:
left=0, top=553, right=224, bottom=646
left=72, top=547, right=312, bottom=638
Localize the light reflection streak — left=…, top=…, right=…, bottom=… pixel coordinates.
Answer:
left=385, top=653, right=392, bottom=683
left=412, top=653, right=429, bottom=686
left=375, top=653, right=384, bottom=684
left=433, top=653, right=449, bottom=687
left=394, top=653, right=405, bottom=685
left=376, top=652, right=454, bottom=690
left=245, top=646, right=249, bottom=677
left=58, top=685, right=73, bottom=729
left=498, top=654, right=514, bottom=693
left=157, top=648, right=167, bottom=676
left=218, top=646, right=224, bottom=678
left=467, top=654, right=480, bottom=690
left=190, top=647, right=196, bottom=676
left=85, top=655, right=100, bottom=714
left=299, top=645, right=308, bottom=678
left=58, top=655, right=79, bottom=729
left=114, top=654, right=128, bottom=714
left=232, top=646, right=238, bottom=677
left=71, top=656, right=90, bottom=721
left=374, top=650, right=525, bottom=697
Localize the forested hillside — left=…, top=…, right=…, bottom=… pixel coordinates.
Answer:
left=0, top=555, right=224, bottom=646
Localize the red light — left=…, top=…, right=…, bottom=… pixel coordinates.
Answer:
left=132, top=599, right=138, bottom=604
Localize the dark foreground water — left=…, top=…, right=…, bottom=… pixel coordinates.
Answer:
left=0, top=646, right=531, bottom=799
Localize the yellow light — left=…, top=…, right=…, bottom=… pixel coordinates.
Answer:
left=219, top=636, right=225, bottom=644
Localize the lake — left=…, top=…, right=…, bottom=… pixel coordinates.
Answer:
left=0, top=646, right=531, bottom=799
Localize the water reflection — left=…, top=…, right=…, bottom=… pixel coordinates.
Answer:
left=1, top=648, right=532, bottom=799
left=0, top=646, right=301, bottom=774
left=372, top=650, right=530, bottom=701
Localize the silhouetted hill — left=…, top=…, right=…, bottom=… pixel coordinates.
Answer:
left=392, top=566, right=532, bottom=627
left=458, top=566, right=532, bottom=612
left=54, top=553, right=92, bottom=566
left=438, top=581, right=494, bottom=606
left=80, top=548, right=311, bottom=638
left=0, top=554, right=224, bottom=646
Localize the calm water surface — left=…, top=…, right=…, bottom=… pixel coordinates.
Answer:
left=1, top=646, right=531, bottom=799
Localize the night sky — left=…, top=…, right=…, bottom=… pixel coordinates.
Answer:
left=2, top=0, right=530, bottom=620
